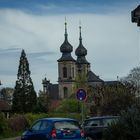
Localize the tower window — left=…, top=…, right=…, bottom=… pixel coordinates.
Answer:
left=63, top=67, right=67, bottom=78
left=72, top=67, right=74, bottom=78
left=64, top=87, right=68, bottom=98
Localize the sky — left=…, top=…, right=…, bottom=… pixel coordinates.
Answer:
left=0, top=0, right=140, bottom=92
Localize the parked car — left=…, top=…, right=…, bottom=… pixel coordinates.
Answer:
left=82, top=116, right=119, bottom=140
left=21, top=117, right=85, bottom=140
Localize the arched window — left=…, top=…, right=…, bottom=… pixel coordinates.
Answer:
left=63, top=67, right=67, bottom=78
left=64, top=87, right=68, bottom=98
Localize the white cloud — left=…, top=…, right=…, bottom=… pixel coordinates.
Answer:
left=0, top=8, right=139, bottom=92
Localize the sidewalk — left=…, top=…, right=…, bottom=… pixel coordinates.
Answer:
left=0, top=136, right=21, bottom=140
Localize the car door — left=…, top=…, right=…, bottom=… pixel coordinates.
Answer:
left=39, top=120, right=52, bottom=140
left=28, top=120, right=42, bottom=140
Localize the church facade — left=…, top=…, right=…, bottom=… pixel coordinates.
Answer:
left=42, top=22, right=103, bottom=99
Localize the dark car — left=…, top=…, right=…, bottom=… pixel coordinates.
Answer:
left=82, top=116, right=119, bottom=140
left=21, top=117, right=85, bottom=140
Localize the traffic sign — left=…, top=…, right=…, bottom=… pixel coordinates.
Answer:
left=76, top=89, right=87, bottom=101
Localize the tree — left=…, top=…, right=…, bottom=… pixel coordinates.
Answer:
left=0, top=88, right=14, bottom=104
left=89, top=83, right=135, bottom=116
left=122, top=66, right=140, bottom=97
left=104, top=106, right=140, bottom=140
left=55, top=99, right=81, bottom=113
left=34, top=90, right=50, bottom=113
left=12, top=50, right=37, bottom=113
left=101, top=83, right=135, bottom=115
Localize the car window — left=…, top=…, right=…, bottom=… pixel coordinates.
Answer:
left=103, top=118, right=118, bottom=126
left=83, top=119, right=100, bottom=127
left=88, top=119, right=100, bottom=126
left=54, top=121, right=80, bottom=130
left=40, top=121, right=50, bottom=130
left=31, top=121, right=42, bottom=130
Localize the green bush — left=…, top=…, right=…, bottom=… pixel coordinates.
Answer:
left=55, top=99, right=81, bottom=113
left=0, top=112, right=82, bottom=139
left=8, top=114, right=28, bottom=131
left=103, top=106, right=140, bottom=140
left=0, top=113, right=9, bottom=136
left=25, top=113, right=49, bottom=127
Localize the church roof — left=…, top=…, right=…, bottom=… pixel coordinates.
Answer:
left=58, top=22, right=75, bottom=62
left=75, top=43, right=87, bottom=56
left=104, top=81, right=122, bottom=86
left=75, top=26, right=89, bottom=64
left=87, top=71, right=104, bottom=82
left=60, top=39, right=73, bottom=53
left=76, top=56, right=90, bottom=64
left=57, top=53, right=76, bottom=62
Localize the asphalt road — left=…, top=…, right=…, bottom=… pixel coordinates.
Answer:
left=1, top=136, right=21, bottom=140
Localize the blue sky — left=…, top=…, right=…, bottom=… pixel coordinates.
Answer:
left=0, top=0, right=140, bottom=92
left=0, top=0, right=139, bottom=14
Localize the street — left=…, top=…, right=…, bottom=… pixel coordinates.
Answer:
left=1, top=136, right=21, bottom=140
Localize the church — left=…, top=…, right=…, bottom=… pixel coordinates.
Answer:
left=42, top=22, right=104, bottom=99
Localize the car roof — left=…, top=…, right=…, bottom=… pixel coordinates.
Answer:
left=84, top=116, right=119, bottom=121
left=37, top=118, right=78, bottom=122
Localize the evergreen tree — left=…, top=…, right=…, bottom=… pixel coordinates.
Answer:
left=12, top=50, right=37, bottom=113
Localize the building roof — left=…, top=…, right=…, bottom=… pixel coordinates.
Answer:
left=75, top=43, right=87, bottom=56
left=48, top=84, right=59, bottom=100
left=76, top=56, right=90, bottom=64
left=60, top=39, right=73, bottom=53
left=57, top=53, right=76, bottom=62
left=87, top=71, right=104, bottom=82
left=58, top=22, right=75, bottom=62
left=75, top=26, right=89, bottom=64
left=0, top=99, right=11, bottom=111
left=104, top=81, right=122, bottom=86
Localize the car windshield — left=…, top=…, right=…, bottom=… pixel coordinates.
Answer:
left=54, top=121, right=80, bottom=130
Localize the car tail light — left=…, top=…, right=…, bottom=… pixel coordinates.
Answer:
left=51, top=129, right=57, bottom=139
left=80, top=129, right=84, bottom=137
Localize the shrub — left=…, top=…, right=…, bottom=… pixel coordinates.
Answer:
left=55, top=99, right=81, bottom=113
left=103, top=106, right=140, bottom=140
left=8, top=114, right=28, bottom=131
left=25, top=113, right=49, bottom=127
left=0, top=113, right=9, bottom=136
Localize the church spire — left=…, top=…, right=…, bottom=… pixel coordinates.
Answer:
left=58, top=19, right=75, bottom=62
left=64, top=17, right=68, bottom=41
left=75, top=22, right=89, bottom=64
left=79, top=24, right=82, bottom=44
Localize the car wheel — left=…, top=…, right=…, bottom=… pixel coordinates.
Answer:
left=85, top=136, right=93, bottom=140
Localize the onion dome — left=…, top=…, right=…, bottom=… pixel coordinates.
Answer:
left=75, top=25, right=89, bottom=64
left=58, top=21, right=75, bottom=62
left=75, top=26, right=87, bottom=56
left=60, top=22, right=73, bottom=53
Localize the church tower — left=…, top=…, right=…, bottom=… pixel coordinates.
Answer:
left=57, top=22, right=76, bottom=99
left=75, top=25, right=90, bottom=76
